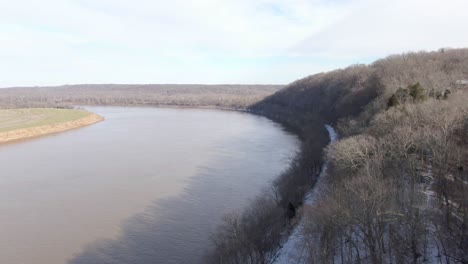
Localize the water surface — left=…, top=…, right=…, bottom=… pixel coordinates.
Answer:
left=0, top=107, right=298, bottom=264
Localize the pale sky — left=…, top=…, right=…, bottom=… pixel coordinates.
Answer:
left=1, top=0, right=467, bottom=87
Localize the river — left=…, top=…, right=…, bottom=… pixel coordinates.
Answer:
left=0, top=106, right=299, bottom=264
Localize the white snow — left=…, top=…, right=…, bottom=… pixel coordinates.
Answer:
left=274, top=124, right=337, bottom=264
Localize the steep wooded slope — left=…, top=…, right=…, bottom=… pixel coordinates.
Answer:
left=208, top=48, right=468, bottom=263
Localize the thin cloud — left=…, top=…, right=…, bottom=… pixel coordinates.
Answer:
left=292, top=0, right=468, bottom=58
left=0, top=0, right=465, bottom=86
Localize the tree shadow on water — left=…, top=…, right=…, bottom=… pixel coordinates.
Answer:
left=68, top=160, right=264, bottom=264
left=68, top=133, right=295, bottom=264
left=68, top=177, right=230, bottom=264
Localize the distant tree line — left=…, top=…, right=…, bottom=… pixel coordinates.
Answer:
left=0, top=84, right=283, bottom=110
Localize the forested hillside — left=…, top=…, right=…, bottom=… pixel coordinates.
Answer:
left=0, top=84, right=282, bottom=110
left=207, top=48, right=468, bottom=263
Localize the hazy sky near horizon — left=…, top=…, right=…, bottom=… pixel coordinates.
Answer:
left=1, top=0, right=467, bottom=87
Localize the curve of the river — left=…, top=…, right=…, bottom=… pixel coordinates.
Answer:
left=0, top=106, right=299, bottom=264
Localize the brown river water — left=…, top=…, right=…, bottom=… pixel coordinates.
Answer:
left=0, top=106, right=299, bottom=264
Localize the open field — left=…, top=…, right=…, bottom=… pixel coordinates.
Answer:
left=0, top=108, right=92, bottom=133
left=0, top=108, right=103, bottom=143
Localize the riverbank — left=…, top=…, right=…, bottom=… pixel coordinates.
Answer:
left=0, top=109, right=104, bottom=143
left=274, top=125, right=337, bottom=263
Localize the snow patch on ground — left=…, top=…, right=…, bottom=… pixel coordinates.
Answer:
left=274, top=125, right=337, bottom=264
